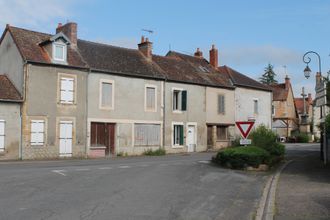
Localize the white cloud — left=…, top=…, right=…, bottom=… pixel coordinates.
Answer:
left=0, top=0, right=74, bottom=32
left=220, top=45, right=301, bottom=66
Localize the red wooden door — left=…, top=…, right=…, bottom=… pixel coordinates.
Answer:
left=105, top=123, right=115, bottom=155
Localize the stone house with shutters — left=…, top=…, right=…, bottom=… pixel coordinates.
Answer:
left=0, top=23, right=89, bottom=159
left=0, top=21, right=274, bottom=158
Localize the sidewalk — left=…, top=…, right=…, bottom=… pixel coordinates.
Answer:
left=275, top=144, right=330, bottom=220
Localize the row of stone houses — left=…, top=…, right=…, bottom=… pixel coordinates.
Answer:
left=0, top=22, right=272, bottom=160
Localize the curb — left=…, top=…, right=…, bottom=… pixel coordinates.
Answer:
left=255, top=160, right=293, bottom=220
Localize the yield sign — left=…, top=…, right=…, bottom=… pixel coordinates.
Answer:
left=235, top=121, right=255, bottom=139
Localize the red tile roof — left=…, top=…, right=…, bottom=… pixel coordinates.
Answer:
left=269, top=83, right=289, bottom=101
left=5, top=26, right=87, bottom=68
left=294, top=98, right=313, bottom=114
left=0, top=75, right=22, bottom=102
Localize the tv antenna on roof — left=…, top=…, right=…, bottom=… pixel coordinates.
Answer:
left=141, top=29, right=154, bottom=34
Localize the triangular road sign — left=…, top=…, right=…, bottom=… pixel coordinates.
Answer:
left=235, top=121, right=255, bottom=139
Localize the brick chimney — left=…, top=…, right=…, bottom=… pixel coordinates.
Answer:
left=285, top=75, right=290, bottom=90
left=209, top=44, right=218, bottom=68
left=194, top=48, right=203, bottom=58
left=138, top=36, right=152, bottom=60
left=56, top=22, right=77, bottom=47
left=308, top=93, right=312, bottom=104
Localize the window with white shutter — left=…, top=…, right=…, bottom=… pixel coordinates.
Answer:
left=254, top=99, right=259, bottom=114
left=60, top=77, right=74, bottom=104
left=0, top=120, right=5, bottom=152
left=31, top=120, right=45, bottom=146
left=145, top=86, right=156, bottom=111
left=218, top=95, right=225, bottom=114
left=101, top=82, right=113, bottom=108
left=134, top=124, right=161, bottom=146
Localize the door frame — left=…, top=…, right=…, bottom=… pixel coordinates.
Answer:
left=59, top=120, right=74, bottom=157
left=186, top=122, right=197, bottom=152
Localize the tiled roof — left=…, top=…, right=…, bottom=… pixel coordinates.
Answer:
left=153, top=51, right=234, bottom=88
left=5, top=26, right=87, bottom=68
left=269, top=83, right=288, bottom=101
left=0, top=75, right=22, bottom=102
left=294, top=98, right=313, bottom=114
left=218, top=65, right=272, bottom=92
left=77, top=40, right=165, bottom=79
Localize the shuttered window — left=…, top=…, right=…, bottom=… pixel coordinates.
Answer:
left=0, top=120, right=5, bottom=152
left=134, top=124, right=161, bottom=146
left=60, top=77, right=74, bottom=104
left=216, top=126, right=228, bottom=140
left=254, top=100, right=259, bottom=114
left=173, top=90, right=187, bottom=111
left=218, top=95, right=225, bottom=114
left=146, top=87, right=156, bottom=111
left=173, top=124, right=184, bottom=145
left=31, top=120, right=45, bottom=146
left=101, top=82, right=113, bottom=108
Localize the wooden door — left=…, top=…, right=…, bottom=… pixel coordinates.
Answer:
left=91, top=122, right=115, bottom=156
left=105, top=123, right=115, bottom=155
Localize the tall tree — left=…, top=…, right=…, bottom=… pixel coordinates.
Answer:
left=260, top=63, right=278, bottom=85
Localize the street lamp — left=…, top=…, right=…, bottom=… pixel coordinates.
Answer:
left=302, top=51, right=327, bottom=164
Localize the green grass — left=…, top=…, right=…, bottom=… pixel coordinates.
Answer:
left=143, top=148, right=166, bottom=156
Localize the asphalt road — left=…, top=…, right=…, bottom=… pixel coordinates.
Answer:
left=0, top=152, right=268, bottom=220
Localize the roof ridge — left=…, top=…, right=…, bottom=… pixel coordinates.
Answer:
left=9, top=25, right=52, bottom=37
left=78, top=39, right=139, bottom=52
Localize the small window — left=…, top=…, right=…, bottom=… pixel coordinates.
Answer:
left=145, top=86, right=156, bottom=111
left=254, top=100, right=259, bottom=114
left=272, top=105, right=275, bottom=116
left=173, top=89, right=187, bottom=111
left=31, top=120, right=45, bottom=146
left=216, top=126, right=228, bottom=140
left=218, top=95, right=225, bottom=114
left=173, top=124, right=184, bottom=146
left=60, top=77, right=75, bottom=104
left=53, top=43, right=66, bottom=62
left=0, top=120, right=5, bottom=152
left=134, top=124, right=161, bottom=146
left=101, top=82, right=113, bottom=108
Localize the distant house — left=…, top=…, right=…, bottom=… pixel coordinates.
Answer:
left=294, top=93, right=313, bottom=134
left=269, top=76, right=299, bottom=138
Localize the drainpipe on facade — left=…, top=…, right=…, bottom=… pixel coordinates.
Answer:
left=162, top=77, right=167, bottom=149
left=19, top=61, right=28, bottom=160
left=85, top=68, right=90, bottom=158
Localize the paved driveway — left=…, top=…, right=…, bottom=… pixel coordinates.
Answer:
left=0, top=153, right=268, bottom=220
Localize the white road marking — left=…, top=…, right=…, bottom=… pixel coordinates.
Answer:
left=118, top=165, right=131, bottom=169
left=198, top=160, right=211, bottom=164
left=98, top=167, right=113, bottom=170
left=52, top=170, right=67, bottom=176
left=75, top=168, right=90, bottom=171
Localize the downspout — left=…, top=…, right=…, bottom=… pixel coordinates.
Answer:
left=162, top=77, right=167, bottom=149
left=20, top=61, right=28, bottom=160
left=85, top=68, right=90, bottom=158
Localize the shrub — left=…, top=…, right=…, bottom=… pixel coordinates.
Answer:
left=250, top=125, right=277, bottom=152
left=143, top=148, right=166, bottom=156
left=295, top=133, right=309, bottom=143
left=268, top=142, right=285, bottom=157
left=230, top=136, right=241, bottom=147
left=212, top=146, right=270, bottom=169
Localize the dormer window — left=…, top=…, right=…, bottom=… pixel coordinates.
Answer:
left=53, top=42, right=67, bottom=62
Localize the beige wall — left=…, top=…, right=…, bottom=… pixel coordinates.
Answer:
left=22, top=64, right=88, bottom=159
left=0, top=102, right=21, bottom=160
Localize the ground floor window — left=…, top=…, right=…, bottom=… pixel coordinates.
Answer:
left=0, top=120, right=4, bottom=152
left=173, top=124, right=184, bottom=146
left=134, top=124, right=161, bottom=146
left=216, top=126, right=228, bottom=140
left=31, top=120, right=45, bottom=146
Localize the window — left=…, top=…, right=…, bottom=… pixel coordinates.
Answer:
left=145, top=86, right=156, bottom=111
left=60, top=77, right=75, bottom=104
left=173, top=89, right=187, bottom=111
left=134, top=124, right=161, bottom=146
left=0, top=120, right=5, bottom=152
left=53, top=42, right=67, bottom=62
left=272, top=105, right=275, bottom=116
left=101, top=81, right=113, bottom=108
left=31, top=120, right=45, bottom=146
left=173, top=124, right=184, bottom=146
left=254, top=99, right=258, bottom=114
left=216, top=126, right=228, bottom=140
left=218, top=95, right=225, bottom=114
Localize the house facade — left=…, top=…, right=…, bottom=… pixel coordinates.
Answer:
left=0, top=22, right=274, bottom=159
left=269, top=76, right=299, bottom=138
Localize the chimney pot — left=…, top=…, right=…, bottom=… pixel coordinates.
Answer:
left=141, top=36, right=145, bottom=43
left=285, top=75, right=290, bottom=90
left=194, top=48, right=203, bottom=58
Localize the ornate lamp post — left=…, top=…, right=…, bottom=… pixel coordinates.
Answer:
left=303, top=51, right=328, bottom=163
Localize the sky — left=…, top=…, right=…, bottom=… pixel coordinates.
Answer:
left=1, top=0, right=330, bottom=97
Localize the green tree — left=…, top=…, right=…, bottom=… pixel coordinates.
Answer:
left=260, top=63, right=278, bottom=85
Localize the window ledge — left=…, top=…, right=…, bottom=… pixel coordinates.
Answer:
left=172, top=145, right=184, bottom=149
left=172, top=110, right=183, bottom=114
